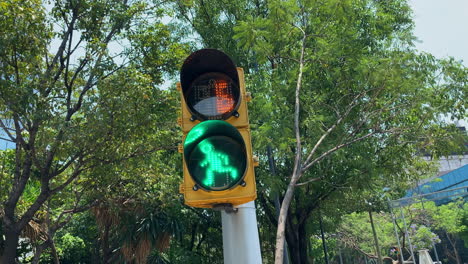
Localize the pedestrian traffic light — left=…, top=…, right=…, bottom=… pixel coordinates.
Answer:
left=178, top=49, right=257, bottom=208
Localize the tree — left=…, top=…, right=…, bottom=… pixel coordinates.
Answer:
left=460, top=204, right=468, bottom=248
left=424, top=201, right=467, bottom=264
left=172, top=0, right=467, bottom=263
left=233, top=1, right=466, bottom=263
left=234, top=1, right=467, bottom=263
left=338, top=211, right=397, bottom=260
left=0, top=0, right=188, bottom=262
left=337, top=200, right=467, bottom=264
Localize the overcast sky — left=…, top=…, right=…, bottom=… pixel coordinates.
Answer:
left=409, top=0, right=468, bottom=127
left=409, top=0, right=468, bottom=66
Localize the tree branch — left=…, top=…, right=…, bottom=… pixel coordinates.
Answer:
left=295, top=176, right=321, bottom=187
left=274, top=27, right=307, bottom=264
left=302, top=91, right=365, bottom=167
left=301, top=129, right=382, bottom=172
left=0, top=119, right=16, bottom=142
left=44, top=12, right=78, bottom=96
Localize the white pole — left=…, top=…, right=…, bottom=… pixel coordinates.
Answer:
left=221, top=201, right=262, bottom=264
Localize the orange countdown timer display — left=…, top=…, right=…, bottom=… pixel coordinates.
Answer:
left=214, top=79, right=235, bottom=115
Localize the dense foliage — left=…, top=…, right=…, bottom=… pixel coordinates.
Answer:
left=1, top=0, right=467, bottom=263
left=338, top=201, right=467, bottom=264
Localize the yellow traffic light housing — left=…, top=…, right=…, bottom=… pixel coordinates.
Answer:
left=178, top=49, right=257, bottom=208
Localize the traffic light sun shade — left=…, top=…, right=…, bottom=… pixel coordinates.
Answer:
left=184, top=120, right=247, bottom=191
left=180, top=49, right=241, bottom=121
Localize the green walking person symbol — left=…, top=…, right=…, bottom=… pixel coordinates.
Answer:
left=199, top=142, right=238, bottom=187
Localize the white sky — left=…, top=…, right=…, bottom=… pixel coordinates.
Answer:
left=409, top=0, right=468, bottom=66
left=409, top=0, right=468, bottom=128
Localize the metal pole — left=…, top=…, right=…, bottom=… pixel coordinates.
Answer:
left=221, top=201, right=262, bottom=264
left=388, top=199, right=405, bottom=264
left=400, top=207, right=416, bottom=263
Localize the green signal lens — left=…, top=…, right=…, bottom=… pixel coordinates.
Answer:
left=188, top=137, right=246, bottom=190
left=184, top=121, right=247, bottom=191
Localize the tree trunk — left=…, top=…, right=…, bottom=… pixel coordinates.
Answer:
left=319, top=212, right=329, bottom=264
left=284, top=215, right=310, bottom=264
left=49, top=238, right=60, bottom=264
left=275, top=178, right=300, bottom=264
left=369, top=211, right=383, bottom=264
left=454, top=246, right=462, bottom=264
left=268, top=145, right=290, bottom=264
left=1, top=226, right=20, bottom=264
left=446, top=232, right=461, bottom=264
left=102, top=224, right=111, bottom=264
left=275, top=195, right=291, bottom=264
left=274, top=26, right=306, bottom=264
left=32, top=241, right=50, bottom=264
left=31, top=239, right=60, bottom=264
left=288, top=240, right=301, bottom=264
left=285, top=220, right=300, bottom=264
left=298, top=222, right=309, bottom=264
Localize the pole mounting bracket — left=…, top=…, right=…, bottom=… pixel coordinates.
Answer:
left=213, top=203, right=238, bottom=213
